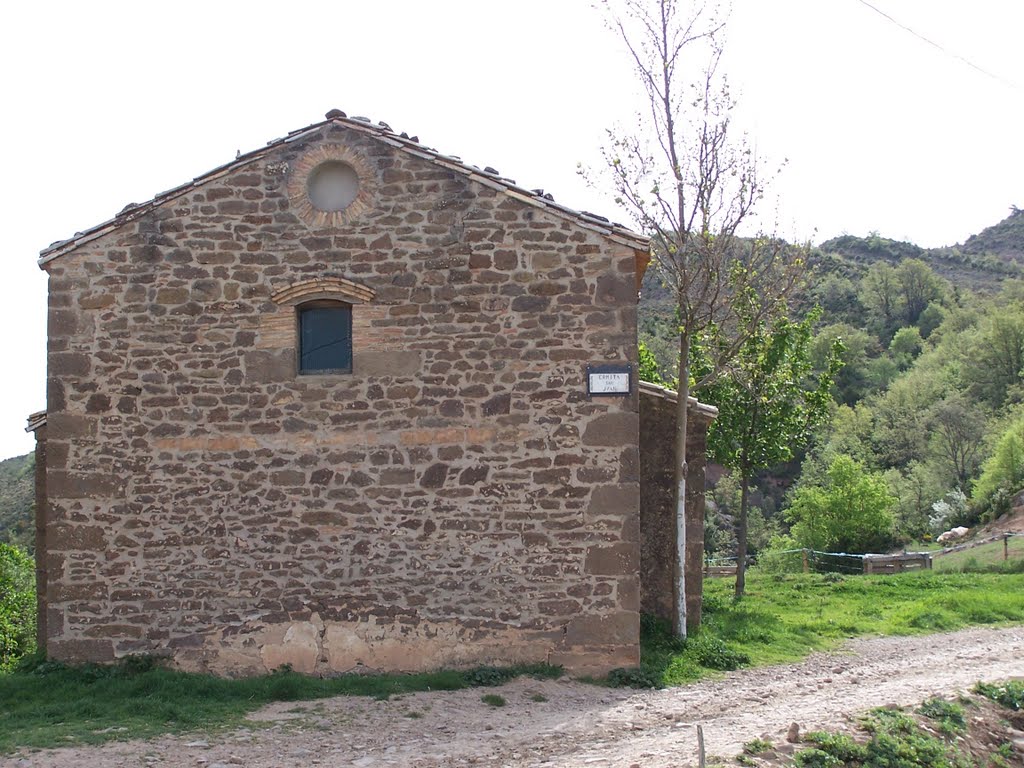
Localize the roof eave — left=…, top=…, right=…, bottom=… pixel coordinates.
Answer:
left=638, top=381, right=719, bottom=419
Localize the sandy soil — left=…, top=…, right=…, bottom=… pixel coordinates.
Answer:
left=5, top=625, right=1022, bottom=768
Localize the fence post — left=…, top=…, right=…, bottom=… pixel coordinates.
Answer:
left=1005, top=534, right=1010, bottom=561
left=864, top=557, right=873, bottom=575
left=802, top=549, right=809, bottom=574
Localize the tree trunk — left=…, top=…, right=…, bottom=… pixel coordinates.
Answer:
left=673, top=329, right=692, bottom=638
left=735, top=470, right=749, bottom=598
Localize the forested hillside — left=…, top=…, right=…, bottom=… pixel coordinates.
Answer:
left=640, top=208, right=1024, bottom=559
left=0, top=453, right=34, bottom=552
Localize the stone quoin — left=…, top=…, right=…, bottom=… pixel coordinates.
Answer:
left=27, top=110, right=715, bottom=676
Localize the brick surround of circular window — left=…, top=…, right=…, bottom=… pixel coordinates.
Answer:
left=286, top=144, right=376, bottom=228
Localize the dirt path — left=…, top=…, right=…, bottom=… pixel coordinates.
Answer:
left=6, top=625, right=1023, bottom=768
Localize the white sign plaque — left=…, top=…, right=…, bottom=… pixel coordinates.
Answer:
left=589, top=372, right=630, bottom=394
left=586, top=364, right=633, bottom=396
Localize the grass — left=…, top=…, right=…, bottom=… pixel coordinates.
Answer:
left=629, top=568, right=1024, bottom=687
left=932, top=536, right=1024, bottom=572
left=0, top=656, right=560, bottom=753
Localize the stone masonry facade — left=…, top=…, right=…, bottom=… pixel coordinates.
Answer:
left=637, top=383, right=716, bottom=632
left=37, top=114, right=652, bottom=676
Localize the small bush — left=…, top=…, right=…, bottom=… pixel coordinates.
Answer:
left=976, top=680, right=1024, bottom=710
left=464, top=666, right=515, bottom=687
left=480, top=694, right=505, bottom=707
left=917, top=697, right=966, bottom=732
left=793, top=747, right=842, bottom=767
left=686, top=635, right=749, bottom=671
left=864, top=730, right=951, bottom=767
left=805, top=731, right=868, bottom=762
left=742, top=738, right=773, bottom=755
left=605, top=666, right=662, bottom=689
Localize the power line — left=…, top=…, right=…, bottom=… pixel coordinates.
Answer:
left=854, top=0, right=1021, bottom=91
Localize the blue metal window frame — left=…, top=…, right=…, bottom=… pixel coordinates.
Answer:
left=298, top=302, right=353, bottom=375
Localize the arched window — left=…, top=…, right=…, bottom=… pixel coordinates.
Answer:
left=298, top=301, right=352, bottom=374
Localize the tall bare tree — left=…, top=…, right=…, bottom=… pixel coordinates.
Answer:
left=599, top=0, right=805, bottom=636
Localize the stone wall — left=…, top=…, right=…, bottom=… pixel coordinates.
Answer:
left=41, top=122, right=644, bottom=676
left=638, top=383, right=715, bottom=632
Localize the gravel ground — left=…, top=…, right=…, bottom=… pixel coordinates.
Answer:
left=5, top=625, right=1022, bottom=768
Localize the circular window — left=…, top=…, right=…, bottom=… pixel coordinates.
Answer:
left=307, top=161, right=360, bottom=212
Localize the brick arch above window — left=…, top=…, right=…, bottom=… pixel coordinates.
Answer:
left=271, top=277, right=375, bottom=307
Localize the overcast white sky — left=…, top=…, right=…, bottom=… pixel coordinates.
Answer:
left=1, top=0, right=1021, bottom=460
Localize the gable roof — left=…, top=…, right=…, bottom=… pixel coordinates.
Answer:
left=39, top=109, right=650, bottom=267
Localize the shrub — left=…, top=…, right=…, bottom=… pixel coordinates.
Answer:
left=976, top=680, right=1024, bottom=710
left=464, top=666, right=515, bottom=687
left=686, top=635, right=749, bottom=671
left=0, top=544, right=35, bottom=671
left=917, top=697, right=966, bottom=733
left=805, top=731, right=867, bottom=762
left=742, top=738, right=773, bottom=755
left=785, top=455, right=896, bottom=554
left=605, top=666, right=662, bottom=689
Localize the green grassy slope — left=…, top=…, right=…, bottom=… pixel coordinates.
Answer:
left=0, top=453, right=34, bottom=552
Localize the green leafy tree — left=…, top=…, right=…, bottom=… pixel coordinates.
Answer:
left=0, top=543, right=35, bottom=671
left=707, top=470, right=779, bottom=560
left=916, top=301, right=945, bottom=339
left=870, top=381, right=933, bottom=470
left=786, top=455, right=896, bottom=554
left=819, top=403, right=876, bottom=468
left=810, top=273, right=863, bottom=326
left=928, top=394, right=986, bottom=491
left=973, top=409, right=1024, bottom=508
left=638, top=339, right=667, bottom=387
left=859, top=262, right=901, bottom=340
left=885, top=461, right=948, bottom=540
left=889, top=326, right=923, bottom=370
left=812, top=323, right=879, bottom=405
left=598, top=0, right=805, bottom=635
left=895, top=258, right=945, bottom=326
left=963, top=308, right=1024, bottom=407
left=705, top=306, right=842, bottom=596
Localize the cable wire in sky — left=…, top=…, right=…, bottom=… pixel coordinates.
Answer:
left=854, top=0, right=1021, bottom=91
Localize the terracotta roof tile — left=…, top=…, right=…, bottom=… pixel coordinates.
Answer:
left=25, top=410, right=47, bottom=433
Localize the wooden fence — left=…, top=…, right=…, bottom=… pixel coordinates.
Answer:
left=862, top=552, right=932, bottom=574
left=704, top=533, right=1023, bottom=578
left=930, top=532, right=1021, bottom=561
